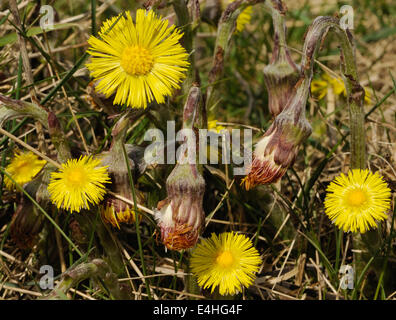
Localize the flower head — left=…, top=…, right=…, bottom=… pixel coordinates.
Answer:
left=190, top=232, right=262, bottom=296
left=263, top=61, right=299, bottom=117
left=86, top=9, right=190, bottom=108
left=202, top=0, right=252, bottom=33
left=98, top=114, right=145, bottom=228
left=155, top=163, right=205, bottom=251
left=100, top=162, right=145, bottom=229
left=263, top=40, right=299, bottom=117
left=101, top=199, right=139, bottom=228
left=4, top=150, right=46, bottom=190
left=324, top=169, right=391, bottom=233
left=311, top=73, right=372, bottom=104
left=235, top=5, right=252, bottom=33
left=242, top=110, right=311, bottom=190
left=208, top=119, right=225, bottom=134
left=48, top=156, right=111, bottom=213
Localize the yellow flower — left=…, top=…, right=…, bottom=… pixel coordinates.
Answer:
left=235, top=5, right=252, bottom=33
left=4, top=150, right=46, bottom=190
left=311, top=73, right=372, bottom=104
left=190, top=232, right=262, bottom=296
left=206, top=119, right=226, bottom=164
left=208, top=119, right=225, bottom=133
left=101, top=205, right=137, bottom=229
left=219, top=0, right=252, bottom=33
left=324, top=169, right=391, bottom=233
left=48, top=156, right=111, bottom=213
left=86, top=9, right=190, bottom=109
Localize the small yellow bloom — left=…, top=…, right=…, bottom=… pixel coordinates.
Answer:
left=48, top=156, right=111, bottom=213
left=190, top=232, right=261, bottom=295
left=208, top=119, right=225, bottom=134
left=206, top=119, right=226, bottom=164
left=220, top=0, right=252, bottom=33
left=86, top=9, right=190, bottom=109
left=324, top=169, right=391, bottom=233
left=101, top=204, right=138, bottom=229
left=311, top=73, right=372, bottom=104
left=4, top=150, right=46, bottom=190
left=235, top=5, right=252, bottom=33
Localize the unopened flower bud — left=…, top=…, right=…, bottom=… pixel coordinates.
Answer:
left=242, top=109, right=311, bottom=190
left=10, top=199, right=44, bottom=249
left=263, top=55, right=299, bottom=117
left=99, top=114, right=145, bottom=228
left=69, top=218, right=88, bottom=245
left=100, top=149, right=144, bottom=229
left=263, top=0, right=299, bottom=117
left=155, top=163, right=205, bottom=251
left=86, top=81, right=118, bottom=115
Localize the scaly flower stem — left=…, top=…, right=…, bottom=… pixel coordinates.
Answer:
left=302, top=17, right=377, bottom=297
left=122, top=139, right=152, bottom=299
left=173, top=0, right=201, bottom=102
left=0, top=94, right=48, bottom=128
left=0, top=95, right=72, bottom=163
left=206, top=0, right=265, bottom=111
left=263, top=0, right=290, bottom=63
left=44, top=259, right=129, bottom=300
left=300, top=17, right=366, bottom=169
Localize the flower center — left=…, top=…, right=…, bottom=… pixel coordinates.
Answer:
left=347, top=188, right=367, bottom=207
left=120, top=45, right=154, bottom=76
left=216, top=251, right=234, bottom=268
left=66, top=168, right=86, bottom=187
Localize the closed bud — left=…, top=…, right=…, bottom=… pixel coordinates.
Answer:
left=263, top=55, right=299, bottom=117
left=263, top=0, right=299, bottom=117
left=155, top=163, right=205, bottom=251
left=99, top=148, right=144, bottom=229
left=99, top=113, right=145, bottom=228
left=242, top=109, right=311, bottom=190
left=9, top=174, right=48, bottom=249
left=10, top=200, right=44, bottom=249
left=69, top=218, right=88, bottom=245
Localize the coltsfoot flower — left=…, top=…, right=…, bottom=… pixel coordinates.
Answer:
left=242, top=110, right=311, bottom=190
left=98, top=114, right=145, bottom=228
left=48, top=156, right=111, bottom=213
left=311, top=73, right=372, bottom=104
left=190, top=232, right=262, bottom=296
left=101, top=198, right=139, bottom=228
left=86, top=9, right=190, bottom=108
left=101, top=179, right=145, bottom=229
left=4, top=150, right=46, bottom=190
left=263, top=44, right=299, bottom=117
left=155, top=163, right=205, bottom=251
left=201, top=0, right=252, bottom=33
left=324, top=169, right=391, bottom=233
left=234, top=5, right=252, bottom=33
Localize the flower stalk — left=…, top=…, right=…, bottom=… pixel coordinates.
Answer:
left=44, top=258, right=131, bottom=300
left=299, top=16, right=366, bottom=169
left=206, top=0, right=265, bottom=111
left=172, top=0, right=201, bottom=102
left=301, top=16, right=378, bottom=296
